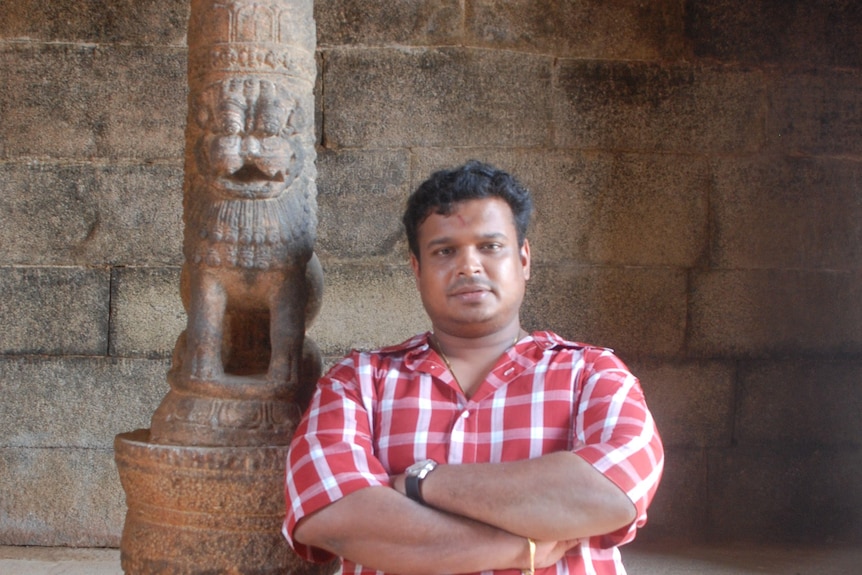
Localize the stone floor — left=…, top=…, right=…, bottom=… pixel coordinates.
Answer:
left=1, top=542, right=861, bottom=574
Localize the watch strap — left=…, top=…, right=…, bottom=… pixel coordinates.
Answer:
left=405, top=474, right=423, bottom=503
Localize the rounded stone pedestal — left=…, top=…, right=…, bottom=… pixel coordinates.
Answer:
left=114, top=429, right=336, bottom=575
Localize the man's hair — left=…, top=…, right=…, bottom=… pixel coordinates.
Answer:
left=403, top=160, right=533, bottom=258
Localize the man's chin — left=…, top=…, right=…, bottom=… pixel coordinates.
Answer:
left=433, top=314, right=506, bottom=338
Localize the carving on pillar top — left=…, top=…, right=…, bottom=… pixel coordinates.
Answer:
left=188, top=0, right=316, bottom=82
left=191, top=45, right=316, bottom=79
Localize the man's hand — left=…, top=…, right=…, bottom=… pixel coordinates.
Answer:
left=393, top=467, right=582, bottom=570
left=534, top=539, right=580, bottom=570
left=390, top=472, right=408, bottom=494
left=294, top=485, right=540, bottom=575
left=399, top=452, right=636, bottom=542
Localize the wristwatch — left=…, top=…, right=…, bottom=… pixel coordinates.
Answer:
left=404, top=459, right=438, bottom=504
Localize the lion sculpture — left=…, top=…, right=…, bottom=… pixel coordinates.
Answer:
left=173, top=76, right=321, bottom=394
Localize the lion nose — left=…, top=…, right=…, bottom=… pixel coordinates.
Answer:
left=240, top=136, right=262, bottom=158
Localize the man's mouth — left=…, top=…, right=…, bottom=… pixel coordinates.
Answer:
left=448, top=280, right=493, bottom=297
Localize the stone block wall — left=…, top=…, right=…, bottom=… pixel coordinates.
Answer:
left=1, top=0, right=861, bottom=547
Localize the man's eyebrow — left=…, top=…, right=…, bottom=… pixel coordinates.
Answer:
left=425, top=236, right=454, bottom=249
left=424, top=232, right=508, bottom=249
left=479, top=232, right=508, bottom=241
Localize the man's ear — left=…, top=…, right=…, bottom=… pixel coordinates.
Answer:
left=410, top=252, right=421, bottom=283
left=521, top=239, right=531, bottom=281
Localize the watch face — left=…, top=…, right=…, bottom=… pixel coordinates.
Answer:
left=407, top=459, right=436, bottom=476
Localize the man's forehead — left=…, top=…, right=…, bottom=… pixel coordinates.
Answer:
left=418, top=198, right=517, bottom=240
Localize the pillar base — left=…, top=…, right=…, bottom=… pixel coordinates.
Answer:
left=114, top=429, right=337, bottom=575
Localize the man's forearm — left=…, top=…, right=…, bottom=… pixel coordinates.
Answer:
left=412, top=451, right=636, bottom=541
left=293, top=485, right=529, bottom=575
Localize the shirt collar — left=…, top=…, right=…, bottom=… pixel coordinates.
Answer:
left=529, top=330, right=602, bottom=351
left=378, top=330, right=603, bottom=373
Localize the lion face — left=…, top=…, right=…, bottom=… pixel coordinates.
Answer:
left=194, top=77, right=303, bottom=200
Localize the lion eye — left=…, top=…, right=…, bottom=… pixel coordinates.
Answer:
left=222, top=118, right=242, bottom=135
left=257, top=116, right=281, bottom=136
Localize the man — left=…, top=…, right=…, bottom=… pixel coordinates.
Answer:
left=284, top=160, right=664, bottom=575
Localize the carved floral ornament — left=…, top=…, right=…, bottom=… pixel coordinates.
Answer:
left=192, top=1, right=313, bottom=42
left=190, top=46, right=316, bottom=78
left=187, top=0, right=316, bottom=78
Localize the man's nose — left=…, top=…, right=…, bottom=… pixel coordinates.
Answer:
left=456, top=247, right=483, bottom=275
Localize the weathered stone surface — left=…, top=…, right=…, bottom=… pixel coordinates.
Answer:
left=634, top=360, right=735, bottom=449
left=0, top=43, right=186, bottom=160
left=94, top=45, right=187, bottom=160
left=636, top=448, right=708, bottom=542
left=555, top=61, right=765, bottom=154
left=0, top=44, right=99, bottom=159
left=712, top=156, right=862, bottom=270
left=0, top=0, right=189, bottom=45
left=768, top=70, right=862, bottom=158
left=466, top=0, right=686, bottom=60
left=736, top=359, right=862, bottom=448
left=316, top=148, right=411, bottom=260
left=521, top=264, right=688, bottom=358
left=110, top=267, right=184, bottom=358
left=0, top=447, right=124, bottom=546
left=323, top=47, right=553, bottom=148
left=0, top=162, right=183, bottom=266
left=708, top=447, right=862, bottom=543
left=0, top=163, right=101, bottom=263
left=410, top=149, right=710, bottom=267
left=0, top=356, right=167, bottom=448
left=687, top=0, right=862, bottom=69
left=0, top=267, right=110, bottom=355
left=93, top=164, right=184, bottom=264
left=689, top=269, right=862, bottom=358
left=114, top=431, right=336, bottom=575
left=316, top=0, right=461, bottom=46
left=529, top=152, right=709, bottom=267
left=308, top=262, right=428, bottom=355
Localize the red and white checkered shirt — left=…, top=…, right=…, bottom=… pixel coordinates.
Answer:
left=284, top=331, right=664, bottom=575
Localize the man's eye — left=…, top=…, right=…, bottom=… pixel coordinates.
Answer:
left=482, top=243, right=502, bottom=251
left=434, top=248, right=453, bottom=256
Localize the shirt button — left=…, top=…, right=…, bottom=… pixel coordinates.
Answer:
left=461, top=411, right=470, bottom=419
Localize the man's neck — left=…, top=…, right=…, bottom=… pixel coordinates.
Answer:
left=430, top=322, right=524, bottom=362
left=430, top=324, right=524, bottom=397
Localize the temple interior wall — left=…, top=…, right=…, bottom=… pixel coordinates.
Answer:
left=1, top=0, right=861, bottom=547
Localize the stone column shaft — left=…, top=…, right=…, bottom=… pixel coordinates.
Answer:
left=115, top=2, right=332, bottom=573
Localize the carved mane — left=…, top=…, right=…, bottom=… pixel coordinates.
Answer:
left=184, top=173, right=317, bottom=269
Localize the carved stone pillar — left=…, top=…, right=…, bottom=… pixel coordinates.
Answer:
left=114, top=1, right=332, bottom=573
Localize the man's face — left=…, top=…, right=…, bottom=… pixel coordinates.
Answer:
left=410, top=197, right=531, bottom=339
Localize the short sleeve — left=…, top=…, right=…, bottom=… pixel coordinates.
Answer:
left=283, top=356, right=390, bottom=562
left=571, top=348, right=664, bottom=547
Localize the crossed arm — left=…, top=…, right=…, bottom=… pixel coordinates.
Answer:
left=293, top=451, right=636, bottom=575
